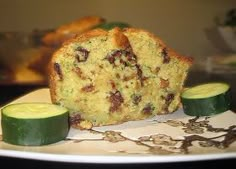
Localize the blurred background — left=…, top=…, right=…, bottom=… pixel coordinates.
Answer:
left=0, top=0, right=236, bottom=109
left=0, top=0, right=235, bottom=56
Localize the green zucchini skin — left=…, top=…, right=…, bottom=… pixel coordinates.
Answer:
left=1, top=104, right=69, bottom=146
left=181, top=89, right=231, bottom=116
left=94, top=22, right=130, bottom=30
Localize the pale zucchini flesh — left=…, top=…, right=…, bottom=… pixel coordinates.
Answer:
left=181, top=83, right=230, bottom=99
left=2, top=103, right=68, bottom=119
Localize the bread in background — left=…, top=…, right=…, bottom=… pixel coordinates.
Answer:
left=42, top=16, right=106, bottom=47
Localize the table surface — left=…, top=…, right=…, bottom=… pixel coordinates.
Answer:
left=0, top=70, right=235, bottom=168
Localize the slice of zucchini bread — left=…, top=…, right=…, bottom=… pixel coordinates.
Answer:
left=49, top=27, right=193, bottom=129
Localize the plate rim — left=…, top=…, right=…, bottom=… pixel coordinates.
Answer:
left=0, top=149, right=235, bottom=164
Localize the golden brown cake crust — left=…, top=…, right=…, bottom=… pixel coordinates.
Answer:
left=64, top=28, right=108, bottom=44
left=112, top=28, right=131, bottom=49
left=56, top=16, right=105, bottom=34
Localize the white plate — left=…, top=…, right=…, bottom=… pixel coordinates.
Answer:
left=0, top=88, right=236, bottom=164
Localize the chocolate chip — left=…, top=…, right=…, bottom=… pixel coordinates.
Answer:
left=106, top=50, right=122, bottom=64
left=106, top=49, right=137, bottom=67
left=131, top=94, right=142, bottom=105
left=135, top=64, right=148, bottom=86
left=162, top=93, right=175, bottom=112
left=75, top=47, right=89, bottom=62
left=54, top=62, right=63, bottom=80
left=69, top=113, right=82, bottom=126
left=125, top=50, right=137, bottom=64
left=142, top=103, right=155, bottom=114
left=109, top=90, right=124, bottom=112
left=162, top=48, right=170, bottom=63
left=166, top=93, right=175, bottom=103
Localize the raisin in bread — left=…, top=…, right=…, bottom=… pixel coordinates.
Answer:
left=49, top=27, right=193, bottom=129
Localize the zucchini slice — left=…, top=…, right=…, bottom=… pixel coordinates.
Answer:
left=1, top=103, right=69, bottom=146
left=181, top=82, right=231, bottom=116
